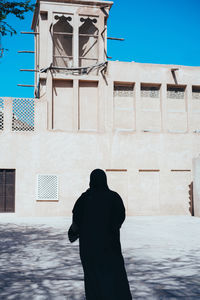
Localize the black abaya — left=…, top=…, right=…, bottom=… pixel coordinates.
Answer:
left=71, top=169, right=132, bottom=300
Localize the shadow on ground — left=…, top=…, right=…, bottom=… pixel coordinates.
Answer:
left=0, top=223, right=84, bottom=300
left=0, top=223, right=200, bottom=299
left=125, top=251, right=200, bottom=299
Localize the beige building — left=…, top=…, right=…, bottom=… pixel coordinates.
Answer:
left=1, top=0, right=200, bottom=217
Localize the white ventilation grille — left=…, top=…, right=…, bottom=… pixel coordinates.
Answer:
left=36, top=175, right=58, bottom=201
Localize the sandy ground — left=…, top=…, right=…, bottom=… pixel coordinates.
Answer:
left=0, top=215, right=200, bottom=300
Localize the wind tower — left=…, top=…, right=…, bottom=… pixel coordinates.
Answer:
left=31, top=0, right=113, bottom=131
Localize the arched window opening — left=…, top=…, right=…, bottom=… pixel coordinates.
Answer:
left=53, top=15, right=73, bottom=68
left=79, top=16, right=99, bottom=67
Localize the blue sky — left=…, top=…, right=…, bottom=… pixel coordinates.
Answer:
left=0, top=0, right=200, bottom=98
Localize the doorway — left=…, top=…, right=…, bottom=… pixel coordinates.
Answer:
left=0, top=169, right=15, bottom=212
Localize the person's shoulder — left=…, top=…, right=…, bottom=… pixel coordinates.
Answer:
left=82, top=188, right=91, bottom=196
left=75, top=190, right=88, bottom=204
left=108, top=190, right=121, bottom=199
left=78, top=189, right=92, bottom=200
left=72, top=190, right=88, bottom=212
left=80, top=188, right=90, bottom=195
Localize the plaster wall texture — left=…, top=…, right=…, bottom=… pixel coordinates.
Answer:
left=1, top=67, right=200, bottom=217
left=0, top=86, right=200, bottom=217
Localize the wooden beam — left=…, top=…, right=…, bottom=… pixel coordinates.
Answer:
left=106, top=169, right=127, bottom=172
left=17, top=84, right=36, bottom=87
left=139, top=170, right=160, bottom=172
left=79, top=33, right=99, bottom=37
left=36, top=200, right=59, bottom=202
left=53, top=31, right=73, bottom=36
left=107, top=37, right=124, bottom=41
left=171, top=170, right=191, bottom=172
left=20, top=69, right=39, bottom=72
left=21, top=31, right=39, bottom=35
left=18, top=51, right=35, bottom=53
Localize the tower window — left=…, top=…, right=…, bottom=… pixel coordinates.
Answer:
left=79, top=16, right=99, bottom=67
left=53, top=14, right=73, bottom=68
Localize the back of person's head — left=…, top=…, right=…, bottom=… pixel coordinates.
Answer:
left=89, top=169, right=109, bottom=190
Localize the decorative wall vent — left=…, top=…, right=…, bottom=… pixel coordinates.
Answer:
left=114, top=85, right=134, bottom=97
left=36, top=175, right=58, bottom=201
left=167, top=86, right=185, bottom=99
left=12, top=98, right=35, bottom=131
left=0, top=98, right=4, bottom=131
left=141, top=85, right=160, bottom=98
left=192, top=86, right=200, bottom=100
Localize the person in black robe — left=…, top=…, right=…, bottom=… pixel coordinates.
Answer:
left=68, top=169, right=132, bottom=300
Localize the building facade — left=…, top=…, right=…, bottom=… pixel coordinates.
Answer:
left=1, top=0, right=200, bottom=217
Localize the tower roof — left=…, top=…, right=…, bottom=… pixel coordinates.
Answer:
left=32, top=0, right=113, bottom=30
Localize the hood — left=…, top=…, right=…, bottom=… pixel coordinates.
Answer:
left=89, top=169, right=109, bottom=190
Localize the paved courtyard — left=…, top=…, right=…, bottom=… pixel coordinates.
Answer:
left=0, top=216, right=200, bottom=300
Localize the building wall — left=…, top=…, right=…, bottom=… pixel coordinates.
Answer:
left=1, top=61, right=200, bottom=216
